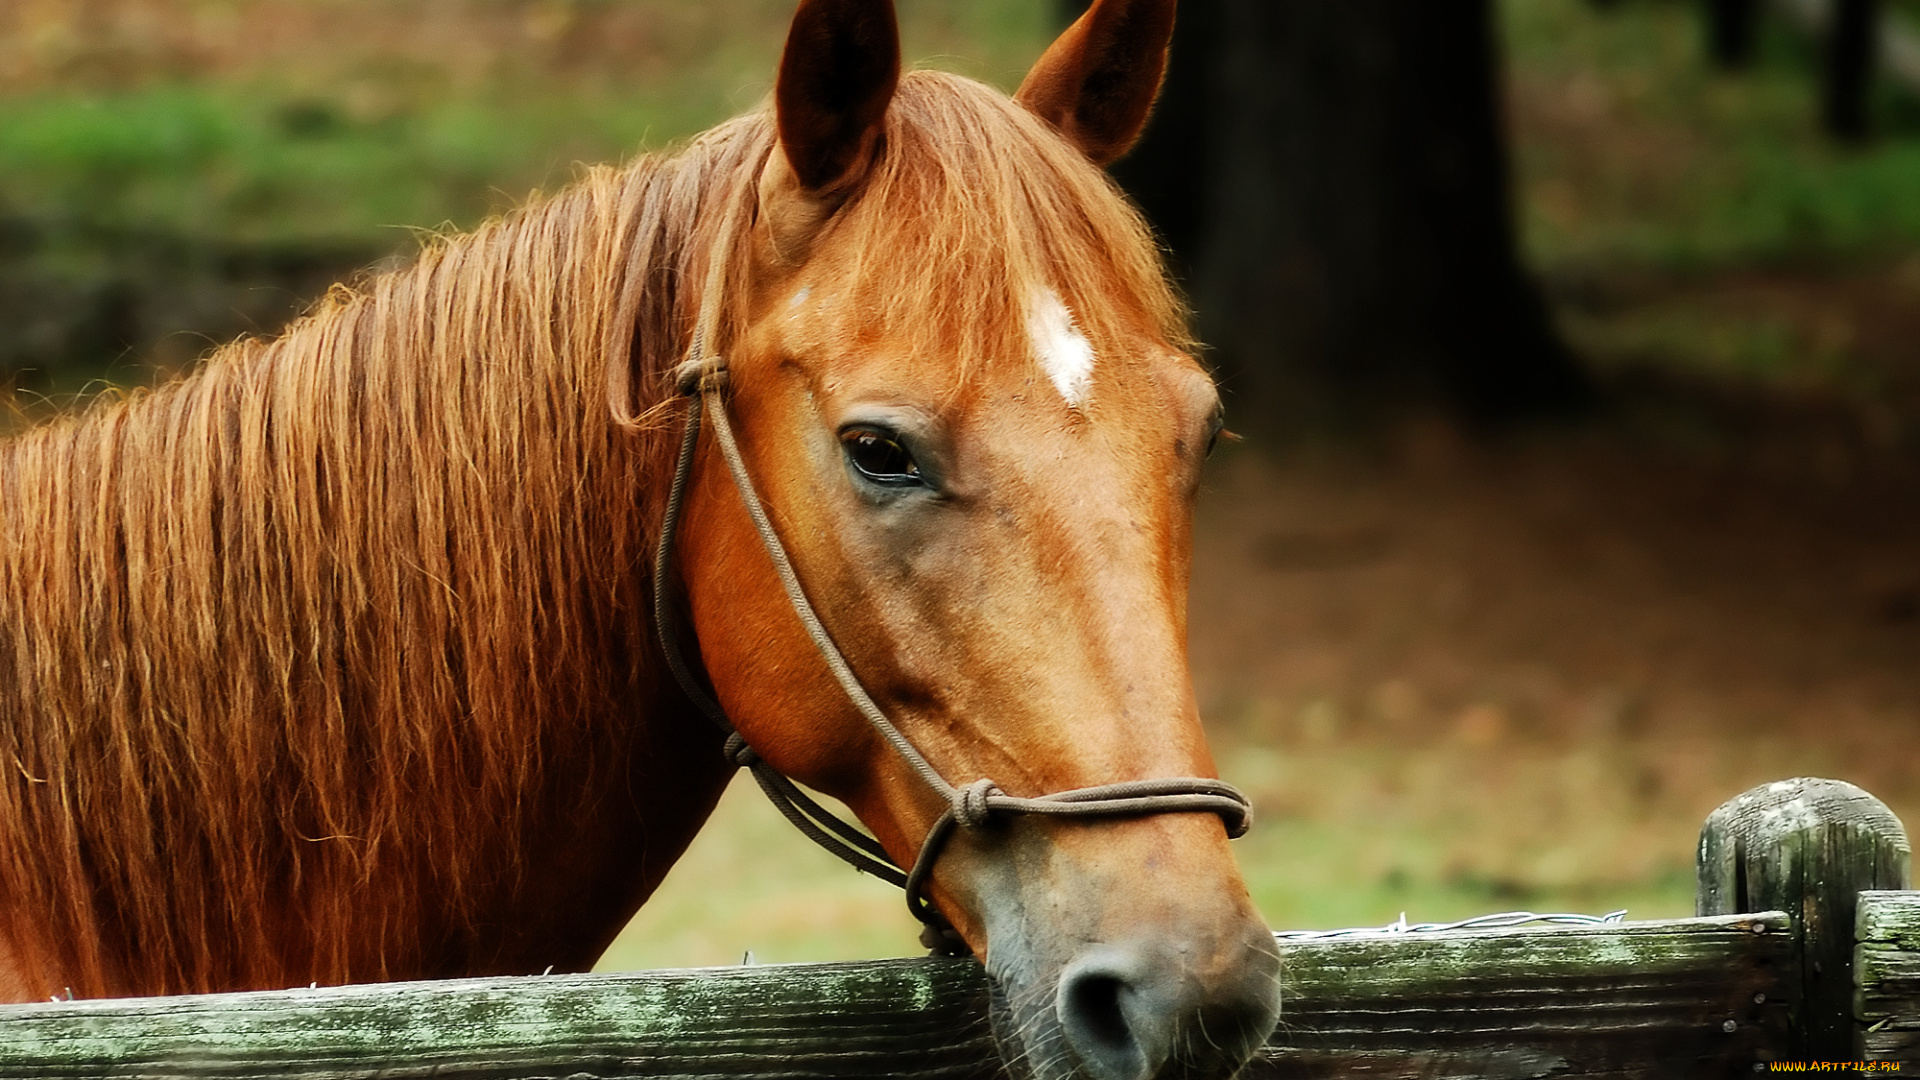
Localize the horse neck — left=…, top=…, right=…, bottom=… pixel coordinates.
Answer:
left=0, top=147, right=747, bottom=996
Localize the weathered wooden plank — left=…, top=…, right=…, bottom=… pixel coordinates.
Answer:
left=0, top=959, right=1001, bottom=1080
left=1254, top=911, right=1793, bottom=1078
left=1854, top=889, right=1920, bottom=1060
left=0, top=913, right=1793, bottom=1079
left=1697, top=777, right=1911, bottom=1060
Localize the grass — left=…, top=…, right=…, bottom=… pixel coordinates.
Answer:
left=1503, top=0, right=1920, bottom=418
left=1506, top=0, right=1920, bottom=269
left=0, top=89, right=673, bottom=247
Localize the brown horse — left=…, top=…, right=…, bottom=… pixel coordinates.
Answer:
left=0, top=1, right=1280, bottom=1077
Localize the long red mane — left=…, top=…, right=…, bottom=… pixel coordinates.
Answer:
left=0, top=71, right=1180, bottom=996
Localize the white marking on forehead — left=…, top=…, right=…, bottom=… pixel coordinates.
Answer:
left=1027, top=290, right=1095, bottom=408
left=788, top=286, right=812, bottom=309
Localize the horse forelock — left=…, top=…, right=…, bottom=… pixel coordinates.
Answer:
left=0, top=68, right=1180, bottom=997
left=811, top=71, right=1190, bottom=393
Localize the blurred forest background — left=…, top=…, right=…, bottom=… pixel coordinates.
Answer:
left=4, top=0, right=1920, bottom=970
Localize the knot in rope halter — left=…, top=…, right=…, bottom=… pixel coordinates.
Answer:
left=721, top=730, right=759, bottom=768
left=950, top=778, right=1001, bottom=830
left=647, top=217, right=1253, bottom=955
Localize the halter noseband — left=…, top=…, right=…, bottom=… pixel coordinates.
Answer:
left=646, top=220, right=1251, bottom=953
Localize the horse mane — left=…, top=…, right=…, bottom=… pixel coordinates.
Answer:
left=0, top=70, right=1182, bottom=996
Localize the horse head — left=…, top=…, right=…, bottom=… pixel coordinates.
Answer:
left=664, top=2, right=1282, bottom=1078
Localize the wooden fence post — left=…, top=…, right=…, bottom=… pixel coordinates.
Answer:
left=1698, top=777, right=1910, bottom=1059
left=1855, top=890, right=1920, bottom=1059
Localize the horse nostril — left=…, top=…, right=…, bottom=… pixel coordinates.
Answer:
left=1064, top=973, right=1132, bottom=1053
left=1050, top=933, right=1281, bottom=1080
left=1055, top=953, right=1166, bottom=1080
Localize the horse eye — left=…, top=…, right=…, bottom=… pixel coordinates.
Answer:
left=840, top=427, right=923, bottom=486
left=1204, top=416, right=1228, bottom=459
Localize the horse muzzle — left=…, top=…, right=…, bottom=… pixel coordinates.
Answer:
left=964, top=817, right=1282, bottom=1080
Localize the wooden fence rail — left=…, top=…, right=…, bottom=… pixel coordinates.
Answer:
left=0, top=777, right=1913, bottom=1079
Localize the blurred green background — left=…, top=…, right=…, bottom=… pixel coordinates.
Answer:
left=5, top=0, right=1920, bottom=972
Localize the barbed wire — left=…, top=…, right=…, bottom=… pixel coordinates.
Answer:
left=1273, top=908, right=1630, bottom=941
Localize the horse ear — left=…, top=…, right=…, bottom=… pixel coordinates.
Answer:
left=775, top=0, right=902, bottom=193
left=1016, top=0, right=1176, bottom=166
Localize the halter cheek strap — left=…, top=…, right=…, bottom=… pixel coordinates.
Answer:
left=649, top=343, right=1253, bottom=953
